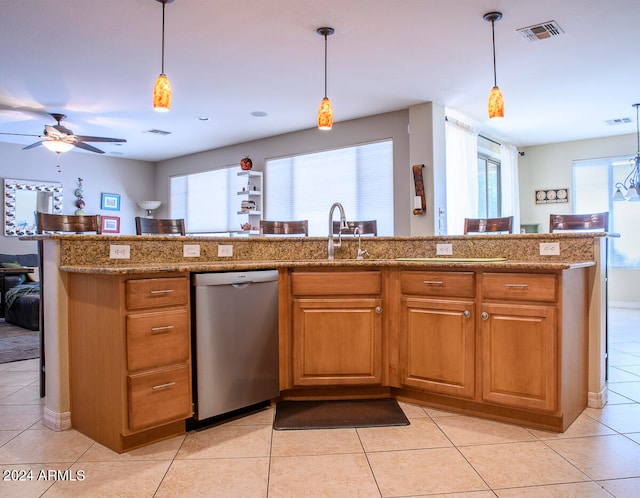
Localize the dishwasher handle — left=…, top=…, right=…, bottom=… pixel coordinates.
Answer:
left=231, top=282, right=251, bottom=289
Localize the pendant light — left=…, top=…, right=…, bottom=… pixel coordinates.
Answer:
left=153, top=0, right=174, bottom=112
left=484, top=12, right=504, bottom=119
left=317, top=27, right=335, bottom=130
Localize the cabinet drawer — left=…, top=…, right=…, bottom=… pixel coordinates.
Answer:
left=126, top=277, right=188, bottom=310
left=128, top=363, right=191, bottom=431
left=400, top=271, right=475, bottom=297
left=291, top=271, right=381, bottom=296
left=126, top=309, right=190, bottom=371
left=482, top=273, right=557, bottom=302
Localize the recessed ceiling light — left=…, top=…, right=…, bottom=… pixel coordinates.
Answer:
left=251, top=111, right=268, bottom=117
left=196, top=116, right=210, bottom=121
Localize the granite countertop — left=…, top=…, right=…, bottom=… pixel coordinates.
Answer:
left=32, top=232, right=603, bottom=274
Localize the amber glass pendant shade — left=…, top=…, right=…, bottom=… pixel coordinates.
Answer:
left=488, top=86, right=504, bottom=119
left=318, top=97, right=333, bottom=130
left=153, top=73, right=172, bottom=112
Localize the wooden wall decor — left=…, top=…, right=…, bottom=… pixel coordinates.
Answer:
left=412, top=164, right=426, bottom=215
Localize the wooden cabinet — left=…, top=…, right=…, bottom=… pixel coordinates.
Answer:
left=68, top=272, right=192, bottom=453
left=290, top=270, right=383, bottom=386
left=398, top=271, right=476, bottom=399
left=480, top=302, right=557, bottom=411
left=479, top=270, right=588, bottom=427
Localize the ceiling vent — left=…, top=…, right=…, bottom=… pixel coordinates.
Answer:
left=606, top=117, right=633, bottom=126
left=144, top=129, right=172, bottom=136
left=517, top=20, right=564, bottom=42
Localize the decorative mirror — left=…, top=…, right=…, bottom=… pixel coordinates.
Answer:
left=4, top=178, right=63, bottom=236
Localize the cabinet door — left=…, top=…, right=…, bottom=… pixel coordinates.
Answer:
left=292, top=297, right=382, bottom=386
left=481, top=303, right=557, bottom=412
left=399, top=297, right=475, bottom=399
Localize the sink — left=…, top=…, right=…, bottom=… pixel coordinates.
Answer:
left=395, top=257, right=507, bottom=262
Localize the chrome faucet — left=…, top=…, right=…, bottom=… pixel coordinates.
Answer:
left=328, top=202, right=348, bottom=260
left=354, top=226, right=369, bottom=260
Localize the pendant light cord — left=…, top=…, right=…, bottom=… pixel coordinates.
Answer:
left=323, top=33, right=328, bottom=99
left=491, top=20, right=497, bottom=87
left=161, top=0, right=166, bottom=74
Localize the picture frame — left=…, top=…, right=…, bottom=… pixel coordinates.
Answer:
left=535, top=188, right=569, bottom=204
left=101, top=192, right=121, bottom=211
left=101, top=215, right=120, bottom=234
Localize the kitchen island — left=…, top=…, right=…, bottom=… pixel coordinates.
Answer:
left=31, top=232, right=607, bottom=450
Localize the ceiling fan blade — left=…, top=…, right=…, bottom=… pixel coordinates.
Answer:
left=0, top=132, right=41, bottom=137
left=73, top=142, right=105, bottom=154
left=23, top=140, right=44, bottom=150
left=75, top=135, right=127, bottom=143
left=53, top=124, right=74, bottom=135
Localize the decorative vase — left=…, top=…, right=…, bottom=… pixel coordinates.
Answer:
left=240, top=157, right=253, bottom=171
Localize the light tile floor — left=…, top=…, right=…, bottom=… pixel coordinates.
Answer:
left=0, top=308, right=639, bottom=497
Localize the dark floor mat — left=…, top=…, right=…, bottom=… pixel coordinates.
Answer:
left=273, top=398, right=410, bottom=430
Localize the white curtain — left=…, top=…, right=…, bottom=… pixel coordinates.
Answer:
left=445, top=118, right=478, bottom=234
left=500, top=143, right=520, bottom=232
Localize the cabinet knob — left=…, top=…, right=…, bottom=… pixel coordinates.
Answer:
left=463, top=310, right=471, bottom=318
left=481, top=312, right=489, bottom=320
left=375, top=306, right=382, bottom=314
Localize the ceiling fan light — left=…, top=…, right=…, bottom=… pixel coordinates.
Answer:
left=153, top=73, right=172, bottom=112
left=42, top=140, right=74, bottom=153
left=488, top=86, right=504, bottom=119
left=318, top=97, right=333, bottom=130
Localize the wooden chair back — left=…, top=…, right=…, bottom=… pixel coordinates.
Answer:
left=463, top=216, right=513, bottom=234
left=260, top=220, right=308, bottom=236
left=549, top=212, right=608, bottom=232
left=135, top=217, right=186, bottom=235
left=332, top=220, right=378, bottom=236
left=36, top=212, right=102, bottom=234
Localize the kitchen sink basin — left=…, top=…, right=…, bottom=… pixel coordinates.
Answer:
left=395, top=257, right=507, bottom=262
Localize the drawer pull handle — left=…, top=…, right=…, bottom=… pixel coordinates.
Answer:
left=151, top=325, right=175, bottom=332
left=504, top=284, right=528, bottom=288
left=463, top=310, right=471, bottom=318
left=152, top=381, right=176, bottom=390
left=423, top=280, right=444, bottom=285
left=150, top=289, right=175, bottom=294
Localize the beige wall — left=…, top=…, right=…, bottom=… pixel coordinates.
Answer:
left=0, top=141, right=155, bottom=254
left=154, top=110, right=412, bottom=235
left=518, top=133, right=640, bottom=305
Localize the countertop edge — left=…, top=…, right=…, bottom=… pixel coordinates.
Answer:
left=58, top=259, right=595, bottom=274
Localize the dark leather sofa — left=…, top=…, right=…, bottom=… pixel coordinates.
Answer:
left=0, top=253, right=40, bottom=330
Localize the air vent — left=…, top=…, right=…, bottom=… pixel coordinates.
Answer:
left=517, top=20, right=564, bottom=42
left=606, top=117, right=633, bottom=126
left=144, top=129, right=172, bottom=135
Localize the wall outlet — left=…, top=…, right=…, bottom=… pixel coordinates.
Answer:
left=183, top=244, right=200, bottom=257
left=217, top=244, right=233, bottom=257
left=109, top=244, right=130, bottom=259
left=436, top=243, right=453, bottom=256
left=539, top=242, right=560, bottom=256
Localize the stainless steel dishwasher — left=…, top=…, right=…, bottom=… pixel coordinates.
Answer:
left=192, top=270, right=279, bottom=421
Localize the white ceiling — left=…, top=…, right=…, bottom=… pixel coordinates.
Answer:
left=0, top=0, right=639, bottom=162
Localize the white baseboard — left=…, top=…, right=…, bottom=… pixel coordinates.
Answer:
left=42, top=407, right=72, bottom=431
left=588, top=387, right=608, bottom=408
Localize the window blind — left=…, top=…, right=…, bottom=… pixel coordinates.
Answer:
left=265, top=140, right=394, bottom=236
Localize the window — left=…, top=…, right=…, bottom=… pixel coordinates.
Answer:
left=574, top=157, right=640, bottom=267
left=477, top=155, right=501, bottom=218
left=477, top=135, right=501, bottom=218
left=265, top=140, right=394, bottom=236
left=170, top=165, right=245, bottom=234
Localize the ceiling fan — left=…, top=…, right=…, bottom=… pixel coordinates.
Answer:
left=0, top=113, right=126, bottom=154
